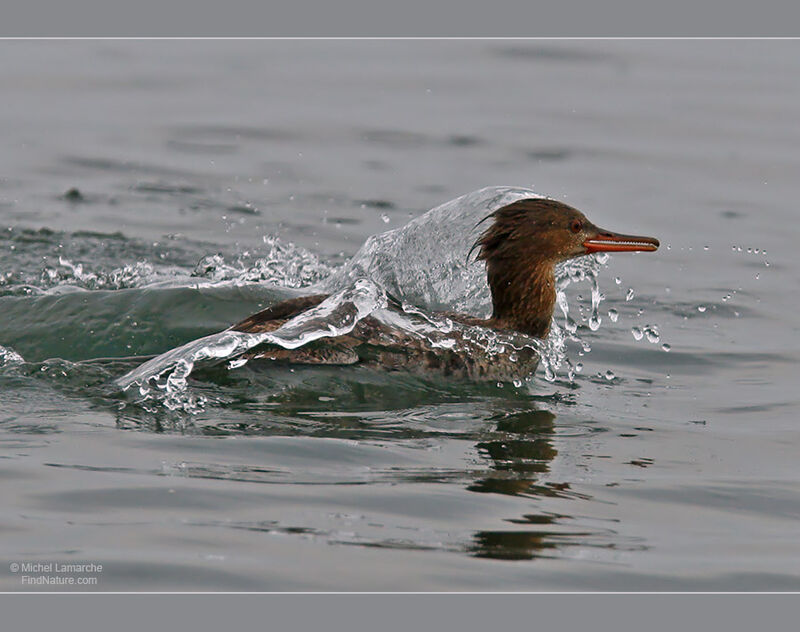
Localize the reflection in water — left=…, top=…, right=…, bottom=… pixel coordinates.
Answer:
left=468, top=409, right=557, bottom=495
left=472, top=529, right=560, bottom=561
left=468, top=407, right=570, bottom=560
left=104, top=366, right=631, bottom=562
left=466, top=407, right=628, bottom=561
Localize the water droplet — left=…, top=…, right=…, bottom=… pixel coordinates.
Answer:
left=644, top=325, right=660, bottom=344
left=764, top=261, right=770, bottom=267
left=588, top=277, right=603, bottom=331
left=380, top=213, right=390, bottom=224
left=631, top=326, right=643, bottom=341
left=697, top=305, right=706, bottom=313
left=662, top=343, right=671, bottom=352
left=513, top=379, right=523, bottom=388
left=703, top=245, right=709, bottom=251
left=626, top=288, right=634, bottom=301
left=575, top=362, right=583, bottom=372
left=604, top=370, right=615, bottom=381
left=595, top=252, right=609, bottom=265
left=496, top=381, right=504, bottom=388
left=755, top=273, right=760, bottom=280
left=608, top=308, right=619, bottom=322
left=614, top=276, right=622, bottom=285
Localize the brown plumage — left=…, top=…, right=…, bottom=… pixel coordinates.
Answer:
left=231, top=198, right=659, bottom=380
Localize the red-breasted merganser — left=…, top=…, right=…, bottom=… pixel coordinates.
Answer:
left=231, top=198, right=659, bottom=380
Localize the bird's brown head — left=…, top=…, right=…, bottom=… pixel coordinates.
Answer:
left=472, top=198, right=659, bottom=338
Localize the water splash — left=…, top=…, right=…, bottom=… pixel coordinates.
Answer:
left=0, top=345, right=24, bottom=369
left=2, top=228, right=330, bottom=296
left=117, top=278, right=389, bottom=409
left=589, top=277, right=604, bottom=331
left=117, top=187, right=614, bottom=412
left=191, top=236, right=332, bottom=288
left=46, top=257, right=175, bottom=291
left=543, top=253, right=607, bottom=382
left=325, top=186, right=547, bottom=316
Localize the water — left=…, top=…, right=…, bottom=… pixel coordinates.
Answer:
left=1, top=40, right=798, bottom=591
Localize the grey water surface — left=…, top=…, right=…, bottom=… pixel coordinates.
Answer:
left=0, top=40, right=798, bottom=591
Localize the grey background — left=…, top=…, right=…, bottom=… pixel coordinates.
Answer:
left=0, top=594, right=793, bottom=631
left=2, top=0, right=800, bottom=36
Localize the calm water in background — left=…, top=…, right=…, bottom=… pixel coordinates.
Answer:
left=0, top=40, right=798, bottom=590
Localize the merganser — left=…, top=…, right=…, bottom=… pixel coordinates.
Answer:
left=229, top=197, right=659, bottom=381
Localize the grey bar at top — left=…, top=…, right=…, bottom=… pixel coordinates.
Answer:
left=3, top=0, right=800, bottom=37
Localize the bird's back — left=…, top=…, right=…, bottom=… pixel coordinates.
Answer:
left=230, top=294, right=539, bottom=381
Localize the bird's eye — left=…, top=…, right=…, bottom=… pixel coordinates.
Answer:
left=570, top=220, right=583, bottom=233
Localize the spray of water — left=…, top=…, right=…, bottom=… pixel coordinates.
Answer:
left=0, top=345, right=25, bottom=369
left=118, top=278, right=388, bottom=411
left=117, top=187, right=611, bottom=413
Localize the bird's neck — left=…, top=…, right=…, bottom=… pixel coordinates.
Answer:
left=486, top=259, right=556, bottom=339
